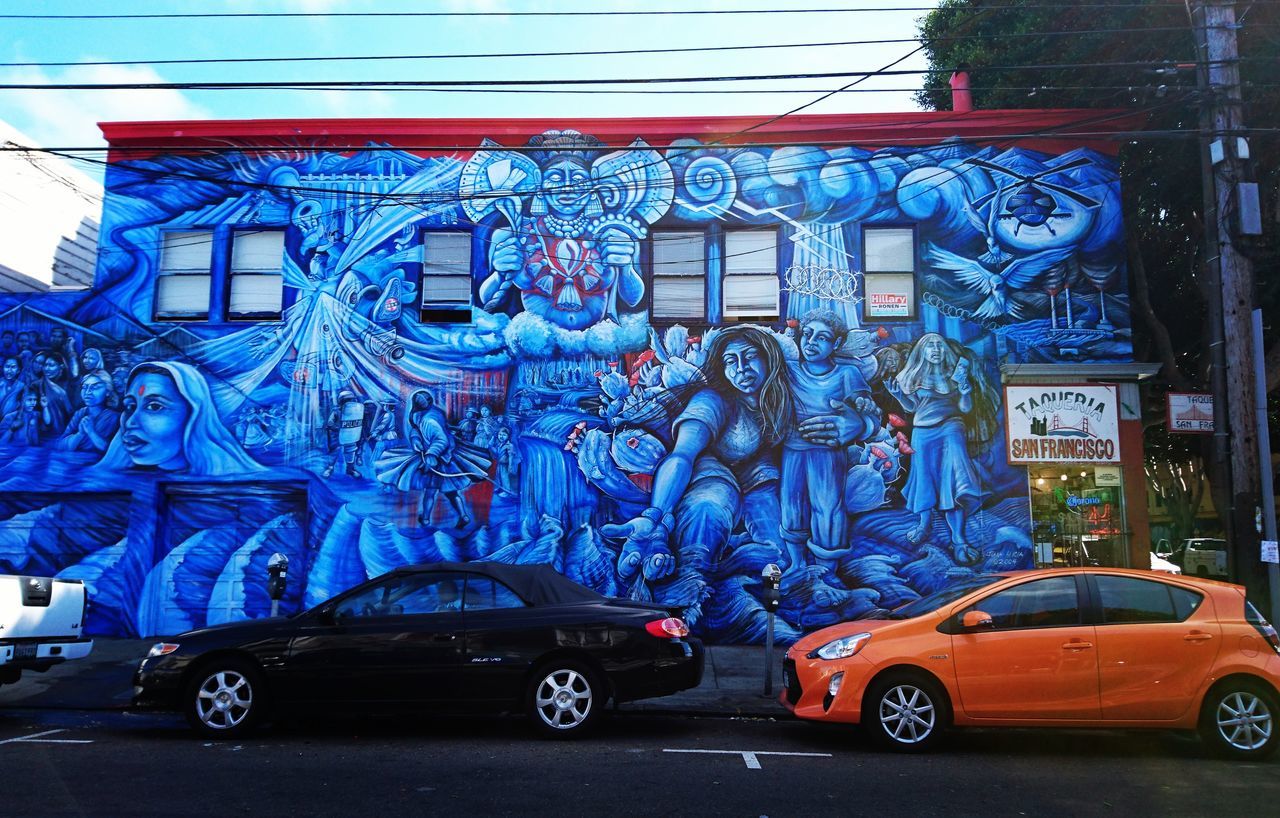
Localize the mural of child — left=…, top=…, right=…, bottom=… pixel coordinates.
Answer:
left=1, top=385, right=43, bottom=446
left=888, top=333, right=987, bottom=565
left=781, top=309, right=881, bottom=572
left=58, top=372, right=121, bottom=453
left=97, top=361, right=265, bottom=475
left=492, top=425, right=521, bottom=498
left=474, top=404, right=501, bottom=449
left=375, top=390, right=490, bottom=528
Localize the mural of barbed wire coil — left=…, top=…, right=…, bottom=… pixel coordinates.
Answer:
left=922, top=292, right=1003, bottom=332
left=783, top=264, right=862, bottom=303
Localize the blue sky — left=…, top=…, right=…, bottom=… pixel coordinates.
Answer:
left=0, top=0, right=940, bottom=160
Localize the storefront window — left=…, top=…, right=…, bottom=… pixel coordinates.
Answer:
left=1029, top=465, right=1129, bottom=568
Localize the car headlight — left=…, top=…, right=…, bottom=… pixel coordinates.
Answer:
left=147, top=643, right=180, bottom=658
left=808, top=632, right=872, bottom=660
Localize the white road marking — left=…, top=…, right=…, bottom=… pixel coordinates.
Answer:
left=0, top=729, right=93, bottom=746
left=663, top=748, right=831, bottom=769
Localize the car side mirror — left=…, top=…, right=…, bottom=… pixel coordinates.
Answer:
left=961, top=610, right=994, bottom=629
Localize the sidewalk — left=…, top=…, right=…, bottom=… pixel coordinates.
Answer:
left=0, top=638, right=789, bottom=719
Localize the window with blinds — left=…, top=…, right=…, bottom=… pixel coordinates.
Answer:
left=228, top=230, right=285, bottom=320
left=651, top=231, right=706, bottom=320
left=155, top=231, right=213, bottom=320
left=421, top=232, right=472, bottom=322
left=723, top=230, right=779, bottom=319
left=862, top=226, right=917, bottom=320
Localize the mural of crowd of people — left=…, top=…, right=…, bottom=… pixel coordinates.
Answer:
left=0, top=123, right=1131, bottom=642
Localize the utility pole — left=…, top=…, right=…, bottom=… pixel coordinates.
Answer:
left=1191, top=1, right=1266, bottom=601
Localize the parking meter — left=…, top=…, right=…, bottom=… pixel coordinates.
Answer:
left=762, top=563, right=782, bottom=696
left=762, top=563, right=782, bottom=613
left=267, top=553, right=289, bottom=616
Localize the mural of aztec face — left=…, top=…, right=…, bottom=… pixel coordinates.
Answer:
left=0, top=124, right=1131, bottom=643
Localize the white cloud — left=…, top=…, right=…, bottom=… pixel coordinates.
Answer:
left=315, top=88, right=396, bottom=118
left=0, top=64, right=211, bottom=150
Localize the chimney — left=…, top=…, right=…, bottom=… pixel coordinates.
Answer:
left=949, top=69, right=973, bottom=113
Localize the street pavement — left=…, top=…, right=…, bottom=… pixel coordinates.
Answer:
left=0, top=636, right=791, bottom=718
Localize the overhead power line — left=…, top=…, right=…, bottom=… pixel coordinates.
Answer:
left=0, top=60, right=1258, bottom=92
left=0, top=4, right=1244, bottom=20
left=0, top=26, right=1248, bottom=69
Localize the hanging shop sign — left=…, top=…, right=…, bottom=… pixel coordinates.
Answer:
left=1005, top=384, right=1121, bottom=464
left=1167, top=392, right=1214, bottom=434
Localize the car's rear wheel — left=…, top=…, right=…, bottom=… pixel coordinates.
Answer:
left=527, top=660, right=602, bottom=738
left=864, top=672, right=949, bottom=753
left=1199, top=681, right=1279, bottom=760
left=184, top=658, right=267, bottom=739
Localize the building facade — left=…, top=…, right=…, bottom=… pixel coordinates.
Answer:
left=0, top=111, right=1150, bottom=642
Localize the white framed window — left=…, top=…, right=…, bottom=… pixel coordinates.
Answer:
left=863, top=226, right=917, bottom=320
left=723, top=229, right=779, bottom=319
left=155, top=231, right=214, bottom=320
left=421, top=232, right=472, bottom=322
left=651, top=231, right=706, bottom=320
left=228, top=230, right=285, bottom=320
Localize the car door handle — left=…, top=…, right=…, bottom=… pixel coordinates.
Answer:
left=1062, top=640, right=1093, bottom=651
left=1183, top=631, right=1214, bottom=642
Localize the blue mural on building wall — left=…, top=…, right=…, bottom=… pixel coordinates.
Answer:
left=0, top=126, right=1130, bottom=642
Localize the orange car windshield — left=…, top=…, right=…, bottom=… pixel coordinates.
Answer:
left=878, top=575, right=1008, bottom=621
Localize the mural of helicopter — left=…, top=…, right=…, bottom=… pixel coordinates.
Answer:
left=963, top=155, right=1102, bottom=264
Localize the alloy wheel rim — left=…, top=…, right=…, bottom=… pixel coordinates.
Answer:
left=196, top=670, right=253, bottom=730
left=534, top=669, right=592, bottom=730
left=879, top=684, right=936, bottom=744
left=1216, top=691, right=1273, bottom=751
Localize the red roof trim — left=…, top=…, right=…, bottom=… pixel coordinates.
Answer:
left=100, top=110, right=1145, bottom=162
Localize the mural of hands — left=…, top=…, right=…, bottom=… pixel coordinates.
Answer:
left=598, top=227, right=638, bottom=271
left=798, top=398, right=879, bottom=447
left=601, top=514, right=676, bottom=582
left=490, top=229, right=523, bottom=276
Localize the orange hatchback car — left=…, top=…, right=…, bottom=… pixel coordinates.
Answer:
left=782, top=568, right=1280, bottom=759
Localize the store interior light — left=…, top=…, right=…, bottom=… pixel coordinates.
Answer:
left=1060, top=474, right=1068, bottom=481
left=1036, top=477, right=1045, bottom=485
left=1080, top=470, right=1087, bottom=477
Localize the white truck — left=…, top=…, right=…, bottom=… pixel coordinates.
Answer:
left=0, top=575, right=93, bottom=687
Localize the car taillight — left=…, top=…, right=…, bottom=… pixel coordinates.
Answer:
left=1244, top=601, right=1280, bottom=655
left=645, top=617, right=689, bottom=638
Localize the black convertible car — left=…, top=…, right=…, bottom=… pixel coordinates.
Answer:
left=133, top=562, right=703, bottom=738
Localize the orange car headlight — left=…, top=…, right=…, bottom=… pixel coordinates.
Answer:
left=809, top=632, right=872, bottom=660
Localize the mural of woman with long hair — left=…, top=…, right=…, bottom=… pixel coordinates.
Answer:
left=375, top=390, right=490, bottom=528
left=888, top=333, right=986, bottom=565
left=603, top=325, right=795, bottom=585
left=97, top=361, right=265, bottom=475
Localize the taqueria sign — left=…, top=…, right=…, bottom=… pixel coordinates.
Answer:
left=1004, top=385, right=1121, bottom=464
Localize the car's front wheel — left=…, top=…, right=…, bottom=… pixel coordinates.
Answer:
left=1199, top=680, right=1279, bottom=760
left=526, top=660, right=602, bottom=738
left=184, top=658, right=267, bottom=739
left=864, top=672, right=949, bottom=753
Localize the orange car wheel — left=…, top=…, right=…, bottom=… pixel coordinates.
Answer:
left=863, top=672, right=950, bottom=753
left=1199, top=680, right=1279, bottom=760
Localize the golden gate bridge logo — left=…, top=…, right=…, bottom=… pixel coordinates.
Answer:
left=1030, top=414, right=1095, bottom=439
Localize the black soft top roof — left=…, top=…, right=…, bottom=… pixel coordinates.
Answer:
left=398, top=562, right=605, bottom=606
